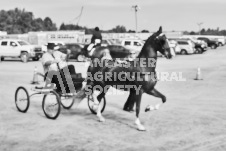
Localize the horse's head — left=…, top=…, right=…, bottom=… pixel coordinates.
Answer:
left=153, top=26, right=172, bottom=59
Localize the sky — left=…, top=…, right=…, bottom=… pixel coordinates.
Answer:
left=1, top=0, right=226, bottom=32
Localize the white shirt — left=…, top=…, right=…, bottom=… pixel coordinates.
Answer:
left=42, top=51, right=67, bottom=73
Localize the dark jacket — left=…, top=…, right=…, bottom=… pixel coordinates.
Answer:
left=91, top=31, right=102, bottom=44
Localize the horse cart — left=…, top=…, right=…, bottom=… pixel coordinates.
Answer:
left=14, top=72, right=106, bottom=120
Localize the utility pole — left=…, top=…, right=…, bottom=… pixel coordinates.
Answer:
left=132, top=5, right=139, bottom=33
left=197, top=22, right=203, bottom=35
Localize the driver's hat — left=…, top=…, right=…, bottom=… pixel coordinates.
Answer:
left=47, top=43, right=60, bottom=50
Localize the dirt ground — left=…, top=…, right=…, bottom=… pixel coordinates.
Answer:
left=1, top=46, right=226, bottom=151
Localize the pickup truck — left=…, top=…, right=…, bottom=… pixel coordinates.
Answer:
left=197, top=37, right=218, bottom=49
left=0, top=39, right=43, bottom=62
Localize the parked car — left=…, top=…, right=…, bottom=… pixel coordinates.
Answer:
left=180, top=38, right=208, bottom=54
left=172, top=39, right=196, bottom=55
left=107, top=44, right=136, bottom=59
left=211, top=38, right=224, bottom=47
left=0, top=39, right=43, bottom=62
left=101, top=39, right=115, bottom=47
left=119, top=39, right=144, bottom=53
left=168, top=40, right=180, bottom=56
left=183, top=35, right=225, bottom=46
left=59, top=42, right=136, bottom=61
left=197, top=37, right=218, bottom=49
left=208, top=36, right=225, bottom=46
left=58, top=43, right=85, bottom=62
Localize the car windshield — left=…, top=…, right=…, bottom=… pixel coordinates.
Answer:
left=18, top=41, right=30, bottom=45
left=108, top=39, right=115, bottom=45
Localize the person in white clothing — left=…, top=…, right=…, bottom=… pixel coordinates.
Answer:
left=42, top=43, right=79, bottom=93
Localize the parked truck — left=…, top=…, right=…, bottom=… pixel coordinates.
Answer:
left=0, top=39, right=43, bottom=62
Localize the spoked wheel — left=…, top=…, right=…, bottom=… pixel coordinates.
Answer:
left=42, top=91, right=61, bottom=119
left=88, top=95, right=106, bottom=114
left=15, top=86, right=30, bottom=113
left=60, top=95, right=74, bottom=109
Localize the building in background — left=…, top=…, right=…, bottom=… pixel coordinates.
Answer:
left=0, top=30, right=183, bottom=46
left=0, top=31, right=7, bottom=36
left=0, top=30, right=85, bottom=45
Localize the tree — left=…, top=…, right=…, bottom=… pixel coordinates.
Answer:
left=190, top=31, right=197, bottom=35
left=0, top=8, right=57, bottom=34
left=43, top=17, right=57, bottom=31
left=59, top=23, right=85, bottom=31
left=128, top=30, right=135, bottom=33
left=200, top=28, right=205, bottom=35
left=59, top=23, right=66, bottom=30
left=32, top=18, right=44, bottom=31
left=141, top=29, right=149, bottom=33
left=111, top=25, right=127, bottom=33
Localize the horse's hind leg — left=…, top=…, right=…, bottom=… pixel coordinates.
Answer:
left=145, top=88, right=166, bottom=112
left=134, top=90, right=146, bottom=131
left=123, top=90, right=136, bottom=112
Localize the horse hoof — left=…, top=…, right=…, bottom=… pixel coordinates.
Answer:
left=145, top=108, right=150, bottom=112
left=137, top=125, right=146, bottom=131
left=155, top=104, right=161, bottom=110
left=98, top=116, right=105, bottom=122
left=145, top=105, right=155, bottom=112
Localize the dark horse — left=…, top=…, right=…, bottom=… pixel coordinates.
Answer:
left=76, top=26, right=172, bottom=131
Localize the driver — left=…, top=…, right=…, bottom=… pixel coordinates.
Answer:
left=87, top=27, right=102, bottom=56
left=42, top=43, right=78, bottom=93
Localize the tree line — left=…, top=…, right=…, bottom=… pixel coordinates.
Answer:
left=0, top=8, right=154, bottom=34
left=0, top=8, right=57, bottom=34
left=0, top=8, right=149, bottom=34
left=183, top=28, right=226, bottom=36
left=0, top=8, right=226, bottom=36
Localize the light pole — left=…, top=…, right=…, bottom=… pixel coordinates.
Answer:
left=197, top=22, right=203, bottom=35
left=132, top=5, right=139, bottom=33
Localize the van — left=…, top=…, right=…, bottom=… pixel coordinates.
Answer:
left=120, top=39, right=144, bottom=53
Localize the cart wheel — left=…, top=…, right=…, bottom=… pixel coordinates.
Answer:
left=15, top=86, right=30, bottom=113
left=42, top=91, right=61, bottom=119
left=88, top=95, right=106, bottom=114
left=60, top=95, right=74, bottom=109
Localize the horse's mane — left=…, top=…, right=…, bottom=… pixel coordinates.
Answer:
left=137, top=32, right=158, bottom=58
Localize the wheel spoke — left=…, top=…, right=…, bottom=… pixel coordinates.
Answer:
left=42, top=91, right=60, bottom=119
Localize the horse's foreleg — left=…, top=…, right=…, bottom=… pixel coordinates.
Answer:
left=134, top=91, right=146, bottom=131
left=93, top=90, right=100, bottom=105
left=145, top=88, right=166, bottom=112
left=95, top=86, right=109, bottom=122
